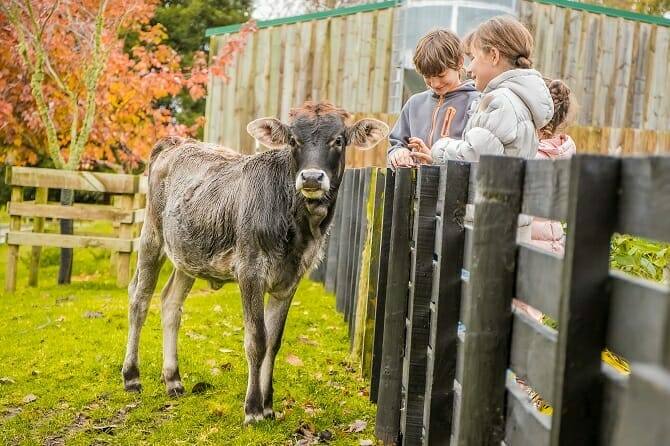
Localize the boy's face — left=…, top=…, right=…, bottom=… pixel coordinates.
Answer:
left=423, top=69, right=461, bottom=96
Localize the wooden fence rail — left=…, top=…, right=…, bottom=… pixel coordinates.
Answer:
left=313, top=154, right=670, bottom=445
left=4, top=167, right=146, bottom=291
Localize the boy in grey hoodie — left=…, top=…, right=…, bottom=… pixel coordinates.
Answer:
left=388, top=29, right=479, bottom=168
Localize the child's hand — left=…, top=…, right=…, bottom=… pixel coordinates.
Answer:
left=408, top=137, right=433, bottom=165
left=389, top=148, right=415, bottom=168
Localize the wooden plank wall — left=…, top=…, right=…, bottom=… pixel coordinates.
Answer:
left=206, top=7, right=395, bottom=154
left=519, top=1, right=670, bottom=131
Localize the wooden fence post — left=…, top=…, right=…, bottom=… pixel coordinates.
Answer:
left=344, top=169, right=362, bottom=327
left=29, top=187, right=48, bottom=287
left=5, top=184, right=23, bottom=293
left=550, top=155, right=620, bottom=446
left=325, top=185, right=344, bottom=293
left=400, top=165, right=440, bottom=445
left=375, top=167, right=414, bottom=445
left=456, top=156, right=525, bottom=445
left=371, top=169, right=396, bottom=402
left=115, top=194, right=135, bottom=288
left=423, top=161, right=470, bottom=445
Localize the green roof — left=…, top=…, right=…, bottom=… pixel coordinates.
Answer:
left=205, top=0, right=669, bottom=37
left=205, top=0, right=398, bottom=37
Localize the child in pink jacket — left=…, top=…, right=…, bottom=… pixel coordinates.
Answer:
left=530, top=78, right=575, bottom=256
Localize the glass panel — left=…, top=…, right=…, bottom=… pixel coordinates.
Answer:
left=401, top=5, right=454, bottom=68
left=456, top=7, right=504, bottom=36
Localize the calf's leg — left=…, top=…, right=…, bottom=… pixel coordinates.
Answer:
left=122, top=223, right=165, bottom=392
left=238, top=270, right=267, bottom=425
left=160, top=268, right=195, bottom=396
left=260, top=291, right=295, bottom=418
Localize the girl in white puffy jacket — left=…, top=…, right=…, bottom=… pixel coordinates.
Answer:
left=410, top=16, right=554, bottom=164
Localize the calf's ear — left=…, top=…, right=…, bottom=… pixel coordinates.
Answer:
left=247, top=118, right=291, bottom=150
left=346, top=119, right=389, bottom=150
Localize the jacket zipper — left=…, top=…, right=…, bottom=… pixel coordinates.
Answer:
left=427, top=95, right=445, bottom=147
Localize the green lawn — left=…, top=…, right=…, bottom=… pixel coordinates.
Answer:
left=0, top=241, right=377, bottom=445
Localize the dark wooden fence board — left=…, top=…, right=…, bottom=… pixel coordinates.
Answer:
left=522, top=159, right=571, bottom=221
left=505, top=372, right=552, bottom=446
left=371, top=169, right=396, bottom=403
left=510, top=309, right=559, bottom=405
left=516, top=243, right=564, bottom=322
left=375, top=167, right=415, bottom=445
left=617, top=157, right=670, bottom=244
left=335, top=171, right=354, bottom=313
left=550, top=155, right=620, bottom=446
left=324, top=186, right=344, bottom=293
left=363, top=168, right=387, bottom=378
left=455, top=156, right=525, bottom=446
left=607, top=269, right=670, bottom=365
left=400, top=166, right=440, bottom=445
left=423, top=161, right=470, bottom=445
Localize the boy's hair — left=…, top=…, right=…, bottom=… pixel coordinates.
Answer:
left=470, top=16, right=534, bottom=69
left=413, top=28, right=464, bottom=77
left=540, top=78, right=576, bottom=138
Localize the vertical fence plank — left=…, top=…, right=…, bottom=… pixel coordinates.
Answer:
left=325, top=189, right=344, bottom=293
left=375, top=168, right=414, bottom=445
left=423, top=161, right=470, bottom=445
left=371, top=169, right=396, bottom=402
left=550, top=155, right=620, bottom=446
left=362, top=168, right=387, bottom=378
left=5, top=185, right=23, bottom=293
left=400, top=166, right=440, bottom=445
left=28, top=187, right=48, bottom=287
left=455, top=156, right=525, bottom=446
left=344, top=169, right=362, bottom=327
left=335, top=170, right=354, bottom=313
left=352, top=168, right=378, bottom=362
left=115, top=194, right=135, bottom=288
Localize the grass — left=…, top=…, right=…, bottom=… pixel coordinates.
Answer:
left=0, top=237, right=377, bottom=445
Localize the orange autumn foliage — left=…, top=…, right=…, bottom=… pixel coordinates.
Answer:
left=0, top=0, right=253, bottom=170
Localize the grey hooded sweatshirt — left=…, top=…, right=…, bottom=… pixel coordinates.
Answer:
left=431, top=69, right=554, bottom=163
left=387, top=81, right=479, bottom=161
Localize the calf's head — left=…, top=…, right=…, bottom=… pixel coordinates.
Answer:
left=247, top=102, right=388, bottom=200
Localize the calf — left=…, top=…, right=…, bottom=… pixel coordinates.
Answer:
left=121, top=102, right=388, bottom=424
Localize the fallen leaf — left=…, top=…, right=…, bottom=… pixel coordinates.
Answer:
left=292, top=301, right=301, bottom=307
left=359, top=440, right=373, bottom=446
left=346, top=419, right=368, bottom=433
left=205, top=359, right=217, bottom=368
left=0, top=377, right=15, bottom=385
left=186, top=331, right=206, bottom=340
left=298, top=335, right=318, bottom=346
left=91, top=425, right=117, bottom=435
left=213, top=305, right=223, bottom=313
left=318, top=430, right=334, bottom=441
left=286, top=354, right=304, bottom=367
left=220, top=362, right=233, bottom=371
left=55, top=315, right=66, bottom=323
left=192, top=382, right=214, bottom=394
left=22, top=394, right=38, bottom=404
left=84, top=311, right=104, bottom=319
left=219, top=348, right=234, bottom=353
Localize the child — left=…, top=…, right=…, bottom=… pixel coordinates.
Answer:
left=530, top=78, right=576, bottom=255
left=413, top=16, right=554, bottom=165
left=387, top=28, right=479, bottom=168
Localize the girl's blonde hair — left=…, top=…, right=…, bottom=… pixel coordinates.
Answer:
left=470, top=16, right=534, bottom=69
left=539, top=78, right=577, bottom=139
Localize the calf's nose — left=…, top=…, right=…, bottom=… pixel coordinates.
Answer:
left=300, top=170, right=325, bottom=189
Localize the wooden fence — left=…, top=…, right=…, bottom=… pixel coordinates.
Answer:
left=205, top=0, right=670, bottom=156
left=4, top=167, right=146, bottom=291
left=312, top=155, right=670, bottom=445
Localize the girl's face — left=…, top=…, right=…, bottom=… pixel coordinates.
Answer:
left=467, top=45, right=507, bottom=92
left=423, top=68, right=461, bottom=96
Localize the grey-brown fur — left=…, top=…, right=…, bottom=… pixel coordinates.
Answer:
left=121, top=103, right=388, bottom=424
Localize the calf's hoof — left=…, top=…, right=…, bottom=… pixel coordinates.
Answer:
left=263, top=408, right=275, bottom=419
left=244, top=412, right=265, bottom=426
left=122, top=365, right=142, bottom=393
left=166, top=382, right=185, bottom=397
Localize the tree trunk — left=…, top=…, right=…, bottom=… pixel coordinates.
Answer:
left=58, top=188, right=74, bottom=284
